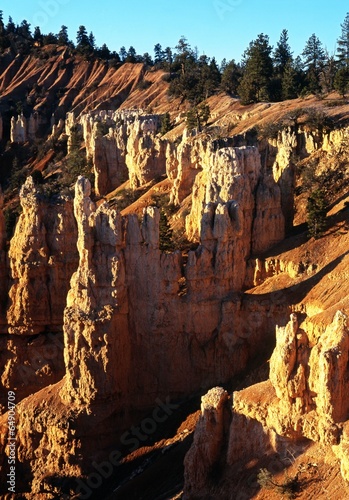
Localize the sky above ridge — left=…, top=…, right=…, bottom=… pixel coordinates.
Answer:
left=1, top=0, right=348, bottom=64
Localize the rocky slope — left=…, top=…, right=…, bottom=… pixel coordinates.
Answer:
left=0, top=49, right=348, bottom=497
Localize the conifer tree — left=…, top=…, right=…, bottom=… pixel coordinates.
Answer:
left=238, top=33, right=274, bottom=104
left=126, top=46, right=137, bottom=63
left=88, top=32, right=96, bottom=50
left=220, top=59, right=242, bottom=95
left=119, top=46, right=127, bottom=62
left=274, top=29, right=293, bottom=77
left=76, top=25, right=89, bottom=49
left=281, top=60, right=301, bottom=100
left=336, top=12, right=349, bottom=68
left=33, top=26, right=43, bottom=45
left=57, top=25, right=69, bottom=46
left=154, top=43, right=165, bottom=65
left=334, top=67, right=349, bottom=96
left=18, top=20, right=31, bottom=39
left=302, top=33, right=325, bottom=94
left=6, top=16, right=15, bottom=34
left=320, top=50, right=336, bottom=93
left=186, top=103, right=210, bottom=131
left=307, top=188, right=327, bottom=239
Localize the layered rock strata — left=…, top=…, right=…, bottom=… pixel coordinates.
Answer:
left=0, top=178, right=78, bottom=410
left=66, top=110, right=167, bottom=196
left=7, top=177, right=78, bottom=335
left=4, top=109, right=336, bottom=496
left=0, top=172, right=290, bottom=494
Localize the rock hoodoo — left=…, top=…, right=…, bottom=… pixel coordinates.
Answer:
left=184, top=312, right=349, bottom=497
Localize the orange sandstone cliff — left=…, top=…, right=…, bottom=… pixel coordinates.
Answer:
left=0, top=52, right=348, bottom=498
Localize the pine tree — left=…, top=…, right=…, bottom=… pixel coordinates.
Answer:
left=126, top=46, right=137, bottom=63
left=186, top=103, right=210, bottom=132
left=196, top=56, right=221, bottom=100
left=42, top=32, right=57, bottom=45
left=274, top=29, right=293, bottom=77
left=6, top=16, right=15, bottom=34
left=154, top=43, right=165, bottom=65
left=320, top=50, right=336, bottom=93
left=174, top=36, right=196, bottom=75
left=33, top=26, right=43, bottom=45
left=160, top=112, right=172, bottom=135
left=168, top=37, right=201, bottom=102
left=142, top=52, right=153, bottom=66
left=164, top=47, right=173, bottom=72
left=307, top=188, right=327, bottom=239
left=0, top=10, right=7, bottom=48
left=76, top=25, right=89, bottom=49
left=57, top=25, right=69, bottom=46
left=88, top=32, right=96, bottom=50
left=238, top=34, right=274, bottom=104
left=119, top=46, right=127, bottom=62
left=336, top=12, right=349, bottom=69
left=281, top=60, right=300, bottom=99
left=220, top=59, right=242, bottom=95
left=18, top=20, right=31, bottom=39
left=98, top=43, right=110, bottom=60
left=302, top=33, right=325, bottom=94
left=334, top=67, right=349, bottom=96
left=208, top=58, right=221, bottom=89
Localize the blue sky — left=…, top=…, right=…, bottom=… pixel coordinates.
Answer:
left=1, top=0, right=348, bottom=64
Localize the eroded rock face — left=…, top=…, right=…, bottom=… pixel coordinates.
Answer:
left=0, top=188, right=7, bottom=330
left=126, top=114, right=166, bottom=188
left=267, top=311, right=349, bottom=444
left=6, top=177, right=78, bottom=335
left=0, top=174, right=290, bottom=495
left=68, top=110, right=167, bottom=196
left=0, top=178, right=78, bottom=415
left=183, top=387, right=231, bottom=500
left=167, top=133, right=213, bottom=206
left=61, top=177, right=130, bottom=407
left=10, top=114, right=27, bottom=143
left=184, top=311, right=349, bottom=498
left=185, top=146, right=286, bottom=290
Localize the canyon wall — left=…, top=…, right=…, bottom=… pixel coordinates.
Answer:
left=0, top=161, right=290, bottom=493
left=1, top=110, right=347, bottom=495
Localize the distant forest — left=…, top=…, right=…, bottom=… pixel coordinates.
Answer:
left=1, top=11, right=349, bottom=105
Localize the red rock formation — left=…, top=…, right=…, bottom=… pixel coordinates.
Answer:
left=183, top=387, right=231, bottom=499
left=61, top=177, right=130, bottom=407
left=0, top=178, right=78, bottom=412
left=183, top=312, right=349, bottom=497
left=0, top=188, right=7, bottom=330
left=7, top=177, right=78, bottom=335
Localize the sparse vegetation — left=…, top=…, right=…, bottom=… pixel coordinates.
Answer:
left=186, top=103, right=210, bottom=132
left=160, top=112, right=173, bottom=135
left=95, top=121, right=110, bottom=137
left=307, top=188, right=327, bottom=239
left=257, top=467, right=299, bottom=498
left=63, top=126, right=93, bottom=186
left=136, top=79, right=152, bottom=90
